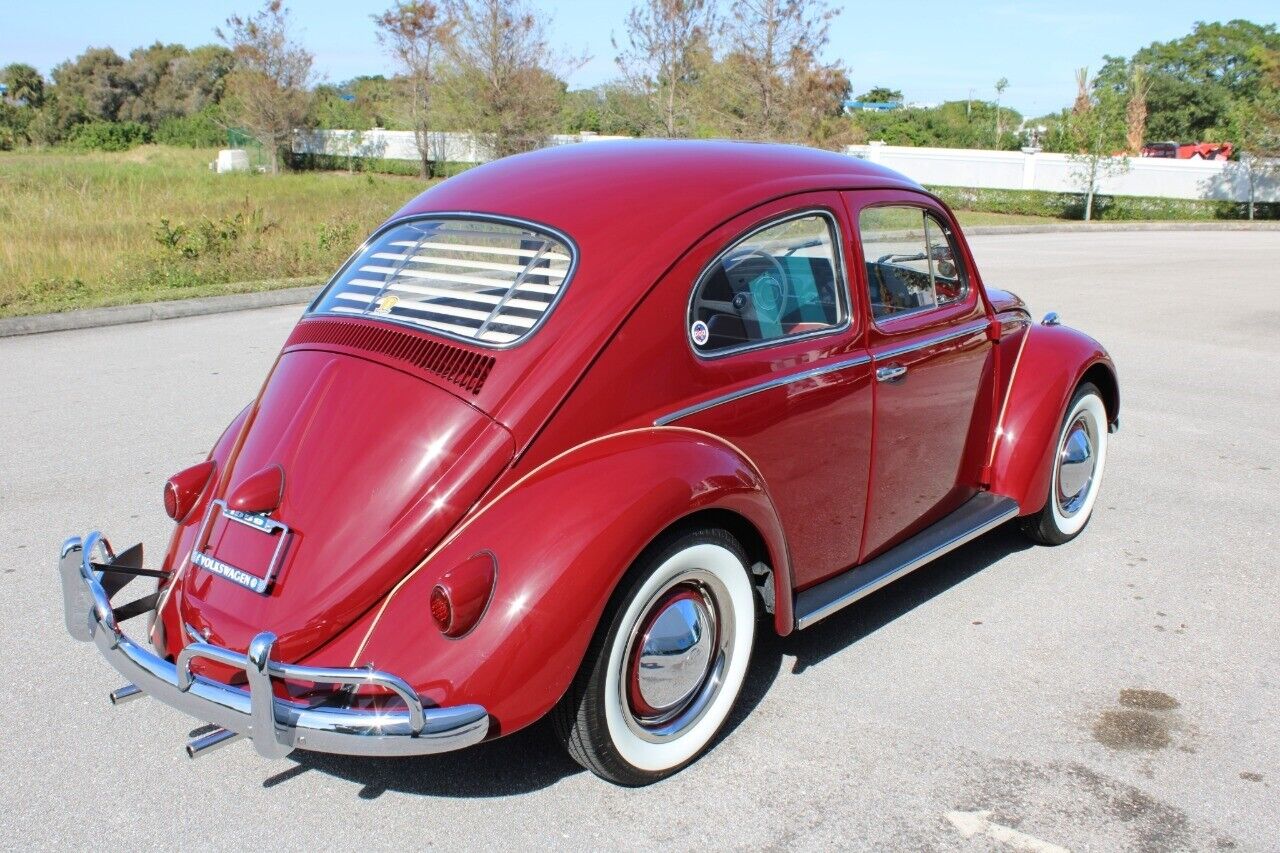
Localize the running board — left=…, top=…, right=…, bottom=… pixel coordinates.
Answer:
left=794, top=493, right=1020, bottom=630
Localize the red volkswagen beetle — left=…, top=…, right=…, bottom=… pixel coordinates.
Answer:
left=60, top=141, right=1117, bottom=785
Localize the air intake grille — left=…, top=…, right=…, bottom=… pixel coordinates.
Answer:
left=285, top=318, right=495, bottom=395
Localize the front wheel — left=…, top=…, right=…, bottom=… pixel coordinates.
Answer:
left=1021, top=382, right=1109, bottom=545
left=553, top=527, right=757, bottom=785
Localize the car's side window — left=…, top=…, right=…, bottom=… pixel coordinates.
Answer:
left=689, top=212, right=846, bottom=355
left=858, top=205, right=968, bottom=321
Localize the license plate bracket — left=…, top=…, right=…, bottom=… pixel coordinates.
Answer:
left=190, top=499, right=292, bottom=594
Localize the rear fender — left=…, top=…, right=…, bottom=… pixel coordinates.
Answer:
left=317, top=426, right=790, bottom=735
left=989, top=324, right=1119, bottom=513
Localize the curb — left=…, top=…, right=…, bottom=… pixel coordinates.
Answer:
left=962, top=221, right=1280, bottom=236
left=0, top=284, right=322, bottom=339
left=2, top=222, right=1276, bottom=339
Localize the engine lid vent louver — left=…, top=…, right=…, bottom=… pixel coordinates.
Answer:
left=285, top=318, right=495, bottom=395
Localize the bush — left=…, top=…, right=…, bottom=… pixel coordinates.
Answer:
left=67, top=120, right=151, bottom=152
left=154, top=109, right=225, bottom=148
left=289, top=151, right=474, bottom=178
left=929, top=185, right=1280, bottom=221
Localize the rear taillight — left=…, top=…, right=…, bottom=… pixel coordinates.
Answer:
left=430, top=552, right=497, bottom=638
left=164, top=460, right=215, bottom=522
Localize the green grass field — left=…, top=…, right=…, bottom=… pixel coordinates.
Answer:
left=0, top=145, right=1051, bottom=318
left=0, top=146, right=433, bottom=317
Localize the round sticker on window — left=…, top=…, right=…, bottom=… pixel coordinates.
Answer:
left=691, top=320, right=710, bottom=347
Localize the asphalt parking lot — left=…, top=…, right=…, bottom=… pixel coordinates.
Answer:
left=1, top=230, right=1276, bottom=851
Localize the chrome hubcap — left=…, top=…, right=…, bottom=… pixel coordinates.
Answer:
left=632, top=591, right=714, bottom=715
left=622, top=571, right=734, bottom=742
left=1056, top=416, right=1096, bottom=516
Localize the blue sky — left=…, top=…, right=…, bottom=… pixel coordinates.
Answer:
left=2, top=0, right=1277, bottom=115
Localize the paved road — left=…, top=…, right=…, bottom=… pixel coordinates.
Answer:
left=2, top=231, right=1277, bottom=851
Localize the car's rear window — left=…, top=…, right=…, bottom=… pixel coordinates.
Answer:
left=309, top=216, right=575, bottom=346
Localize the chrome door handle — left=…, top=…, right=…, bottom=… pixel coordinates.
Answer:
left=876, top=364, right=908, bottom=383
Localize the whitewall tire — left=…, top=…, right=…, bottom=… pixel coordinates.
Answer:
left=1022, top=383, right=1109, bottom=545
left=553, top=527, right=757, bottom=785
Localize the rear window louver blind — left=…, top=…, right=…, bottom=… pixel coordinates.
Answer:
left=310, top=217, right=574, bottom=346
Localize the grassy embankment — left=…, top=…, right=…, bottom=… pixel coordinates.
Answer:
left=0, top=145, right=1054, bottom=318
left=0, top=145, right=432, bottom=317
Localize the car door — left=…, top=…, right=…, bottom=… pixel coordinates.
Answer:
left=844, top=190, right=996, bottom=561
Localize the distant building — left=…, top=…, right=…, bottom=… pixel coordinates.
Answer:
left=844, top=99, right=903, bottom=112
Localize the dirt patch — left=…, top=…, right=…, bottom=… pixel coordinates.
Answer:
left=1119, top=689, right=1180, bottom=711
left=1093, top=709, right=1172, bottom=750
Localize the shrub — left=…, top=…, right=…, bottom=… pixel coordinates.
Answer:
left=929, top=185, right=1280, bottom=221
left=67, top=121, right=151, bottom=152
left=154, top=108, right=226, bottom=148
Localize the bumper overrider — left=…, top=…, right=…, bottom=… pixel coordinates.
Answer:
left=59, top=531, right=489, bottom=759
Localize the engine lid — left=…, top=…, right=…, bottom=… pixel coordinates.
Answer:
left=177, top=348, right=513, bottom=664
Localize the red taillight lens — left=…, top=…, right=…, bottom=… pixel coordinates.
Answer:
left=429, top=586, right=453, bottom=632
left=430, top=552, right=497, bottom=638
left=164, top=460, right=216, bottom=522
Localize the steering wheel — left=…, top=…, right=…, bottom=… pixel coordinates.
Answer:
left=729, top=249, right=789, bottom=315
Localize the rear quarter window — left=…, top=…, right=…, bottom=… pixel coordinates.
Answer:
left=689, top=211, right=847, bottom=356
left=310, top=216, right=575, bottom=346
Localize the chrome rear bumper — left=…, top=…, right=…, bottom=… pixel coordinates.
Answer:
left=59, top=531, right=489, bottom=759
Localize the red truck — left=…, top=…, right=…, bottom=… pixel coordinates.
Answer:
left=1141, top=141, right=1234, bottom=160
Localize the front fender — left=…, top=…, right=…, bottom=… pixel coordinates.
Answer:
left=989, top=323, right=1118, bottom=514
left=309, top=426, right=789, bottom=736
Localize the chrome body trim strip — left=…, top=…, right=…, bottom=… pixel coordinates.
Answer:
left=654, top=353, right=873, bottom=425
left=59, top=532, right=489, bottom=759
left=872, top=319, right=991, bottom=361
left=794, top=493, right=1019, bottom=630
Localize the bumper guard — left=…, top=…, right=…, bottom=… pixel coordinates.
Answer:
left=59, top=531, right=489, bottom=759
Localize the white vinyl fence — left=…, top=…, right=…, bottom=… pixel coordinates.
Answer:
left=292, top=129, right=631, bottom=165
left=293, top=130, right=1278, bottom=204
left=846, top=141, right=1280, bottom=203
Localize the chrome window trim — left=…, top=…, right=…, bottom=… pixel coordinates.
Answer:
left=686, top=208, right=853, bottom=360
left=655, top=352, right=872, bottom=426
left=873, top=319, right=991, bottom=361
left=306, top=211, right=580, bottom=351
left=857, top=203, right=972, bottom=327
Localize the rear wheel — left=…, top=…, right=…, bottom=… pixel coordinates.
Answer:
left=553, top=527, right=756, bottom=785
left=1021, top=382, right=1108, bottom=545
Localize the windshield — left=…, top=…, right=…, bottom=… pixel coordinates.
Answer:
left=310, top=216, right=575, bottom=346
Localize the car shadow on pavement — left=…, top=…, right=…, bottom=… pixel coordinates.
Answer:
left=782, top=521, right=1033, bottom=674
left=266, top=523, right=1028, bottom=798
left=269, top=716, right=585, bottom=797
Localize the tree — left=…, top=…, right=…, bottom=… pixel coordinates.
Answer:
left=855, top=86, right=901, bottom=104
left=51, top=47, right=130, bottom=124
left=374, top=1, right=454, bottom=178
left=438, top=0, right=578, bottom=158
left=993, top=76, right=1008, bottom=144
left=1072, top=67, right=1090, bottom=115
left=718, top=0, right=847, bottom=144
left=218, top=0, right=315, bottom=173
left=1067, top=89, right=1129, bottom=221
left=1, top=63, right=45, bottom=107
left=560, top=84, right=651, bottom=136
left=1218, top=85, right=1280, bottom=220
left=1095, top=20, right=1280, bottom=142
left=850, top=99, right=1023, bottom=150
left=1124, top=64, right=1150, bottom=153
left=615, top=0, right=716, bottom=137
